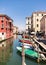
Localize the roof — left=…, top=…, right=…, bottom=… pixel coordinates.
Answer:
left=26, top=16, right=31, bottom=19
left=0, top=14, right=13, bottom=22
left=33, top=11, right=46, bottom=14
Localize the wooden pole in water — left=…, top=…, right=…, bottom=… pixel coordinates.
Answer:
left=37, top=44, right=40, bottom=63
left=22, top=33, right=26, bottom=65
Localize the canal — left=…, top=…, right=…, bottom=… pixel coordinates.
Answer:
left=0, top=34, right=46, bottom=65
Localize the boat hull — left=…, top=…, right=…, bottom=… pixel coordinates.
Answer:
left=16, top=46, right=40, bottom=59
left=19, top=39, right=32, bottom=44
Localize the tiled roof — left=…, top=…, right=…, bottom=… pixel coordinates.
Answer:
left=0, top=14, right=13, bottom=21
left=26, top=16, right=31, bottom=19
left=33, top=11, right=46, bottom=14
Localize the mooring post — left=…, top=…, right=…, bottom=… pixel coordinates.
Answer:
left=37, top=44, right=40, bottom=63
left=22, top=33, right=26, bottom=65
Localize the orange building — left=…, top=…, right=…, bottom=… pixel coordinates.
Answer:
left=0, top=14, right=13, bottom=40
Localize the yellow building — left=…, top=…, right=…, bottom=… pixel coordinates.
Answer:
left=26, top=11, right=46, bottom=34
left=40, top=15, right=46, bottom=36
left=32, top=12, right=46, bottom=33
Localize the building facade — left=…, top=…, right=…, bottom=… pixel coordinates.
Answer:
left=26, top=17, right=33, bottom=33
left=13, top=26, right=18, bottom=34
left=32, top=12, right=46, bottom=33
left=26, top=11, right=46, bottom=34
left=0, top=14, right=13, bottom=40
left=40, top=15, right=46, bottom=35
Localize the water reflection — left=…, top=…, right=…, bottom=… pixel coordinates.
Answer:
left=0, top=38, right=13, bottom=63
left=0, top=35, right=45, bottom=65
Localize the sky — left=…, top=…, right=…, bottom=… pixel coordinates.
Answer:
left=0, top=0, right=46, bottom=31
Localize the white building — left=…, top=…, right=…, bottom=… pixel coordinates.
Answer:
left=26, top=11, right=46, bottom=34
left=26, top=17, right=32, bottom=33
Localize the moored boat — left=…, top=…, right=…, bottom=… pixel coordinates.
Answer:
left=17, top=46, right=46, bottom=61
left=19, top=42, right=34, bottom=50
left=19, top=39, right=32, bottom=44
left=18, top=38, right=46, bottom=61
left=16, top=46, right=40, bottom=59
left=22, top=35, right=29, bottom=38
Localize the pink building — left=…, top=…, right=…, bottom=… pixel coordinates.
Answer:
left=0, top=14, right=13, bottom=40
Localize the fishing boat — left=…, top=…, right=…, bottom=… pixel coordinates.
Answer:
left=17, top=46, right=46, bottom=61
left=19, top=42, right=34, bottom=50
left=19, top=39, right=32, bottom=44
left=22, top=35, right=29, bottom=38
left=16, top=46, right=40, bottom=59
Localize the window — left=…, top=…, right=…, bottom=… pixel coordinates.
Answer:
left=1, top=28, right=4, bottom=29
left=6, top=28, right=7, bottom=33
left=37, top=19, right=39, bottom=21
left=37, top=31, right=38, bottom=32
left=2, top=33, right=4, bottom=35
left=2, top=17, right=4, bottom=20
left=1, top=20, right=4, bottom=22
left=31, top=21, right=32, bottom=23
left=2, top=44, right=4, bottom=47
left=37, top=24, right=39, bottom=27
left=42, top=14, right=43, bottom=16
left=6, top=21, right=7, bottom=25
left=6, top=28, right=7, bottom=30
left=28, top=22, right=29, bottom=24
left=28, top=18, right=29, bottom=20
left=1, top=24, right=4, bottom=30
left=2, top=24, right=4, bottom=28
left=28, top=26, right=29, bottom=29
left=6, top=28, right=7, bottom=31
left=37, top=14, right=39, bottom=16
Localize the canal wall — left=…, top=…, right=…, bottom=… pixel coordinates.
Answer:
left=0, top=36, right=13, bottom=43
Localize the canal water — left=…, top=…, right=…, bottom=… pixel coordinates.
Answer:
left=0, top=34, right=46, bottom=65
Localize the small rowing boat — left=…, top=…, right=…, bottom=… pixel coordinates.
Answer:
left=16, top=46, right=40, bottom=59
left=19, top=39, right=32, bottom=44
